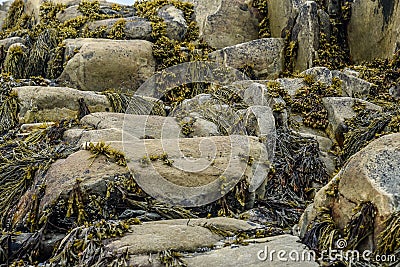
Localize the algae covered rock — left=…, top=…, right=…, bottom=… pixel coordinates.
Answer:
left=299, top=133, right=400, bottom=248
left=59, top=38, right=156, bottom=92
left=209, top=38, right=285, bottom=79
left=14, top=86, right=111, bottom=123
left=188, top=0, right=260, bottom=49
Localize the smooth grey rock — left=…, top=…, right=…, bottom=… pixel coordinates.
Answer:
left=13, top=86, right=111, bottom=123
left=209, top=38, right=285, bottom=79
left=59, top=38, right=155, bottom=92
left=56, top=5, right=83, bottom=22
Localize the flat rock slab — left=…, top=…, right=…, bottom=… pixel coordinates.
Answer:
left=184, top=234, right=319, bottom=267
left=108, top=217, right=263, bottom=256
left=13, top=86, right=111, bottom=123
left=122, top=135, right=270, bottom=206
left=59, top=38, right=155, bottom=92
left=209, top=38, right=285, bottom=79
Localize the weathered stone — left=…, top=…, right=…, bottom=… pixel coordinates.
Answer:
left=55, top=5, right=83, bottom=22
left=276, top=77, right=305, bottom=96
left=301, top=67, right=332, bottom=85
left=209, top=38, right=285, bottom=79
left=299, top=133, right=400, bottom=247
left=331, top=70, right=375, bottom=99
left=158, top=5, right=188, bottom=40
left=0, top=10, right=6, bottom=28
left=322, top=97, right=382, bottom=144
left=13, top=86, right=111, bottom=123
left=59, top=38, right=155, bottom=92
left=184, top=234, right=319, bottom=267
left=291, top=1, right=319, bottom=71
left=188, top=0, right=260, bottom=49
left=122, top=136, right=270, bottom=206
left=86, top=17, right=153, bottom=40
left=80, top=112, right=219, bottom=139
left=63, top=128, right=140, bottom=145
left=267, top=0, right=304, bottom=37
left=0, top=37, right=26, bottom=50
left=20, top=122, right=55, bottom=133
left=348, top=0, right=400, bottom=62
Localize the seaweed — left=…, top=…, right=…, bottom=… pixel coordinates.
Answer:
left=86, top=141, right=127, bottom=167
left=251, top=0, right=271, bottom=38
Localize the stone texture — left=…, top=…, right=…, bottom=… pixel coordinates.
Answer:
left=158, top=5, right=188, bottom=40
left=63, top=128, right=140, bottom=145
left=184, top=234, right=319, bottom=267
left=209, top=38, right=285, bottom=79
left=59, top=38, right=155, bottom=92
left=299, top=133, right=400, bottom=246
left=188, top=0, right=260, bottom=49
left=322, top=97, right=382, bottom=144
left=55, top=5, right=83, bottom=22
left=0, top=37, right=26, bottom=50
left=13, top=86, right=111, bottom=123
left=331, top=70, right=375, bottom=99
left=291, top=1, right=320, bottom=71
left=348, top=0, right=400, bottom=62
left=122, top=136, right=270, bottom=206
left=267, top=0, right=304, bottom=37
left=86, top=17, right=153, bottom=40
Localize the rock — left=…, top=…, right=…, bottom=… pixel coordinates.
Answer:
left=347, top=0, right=400, bottom=62
left=188, top=0, right=260, bottom=49
left=13, top=86, right=111, bottom=123
left=81, top=112, right=219, bottom=139
left=0, top=10, right=6, bottom=28
left=276, top=77, right=305, bottom=96
left=20, top=122, right=56, bottom=133
left=267, top=0, right=304, bottom=37
left=0, top=37, right=26, bottom=50
left=42, top=150, right=130, bottom=212
left=59, top=38, right=155, bottom=92
left=322, top=97, right=382, bottom=144
left=158, top=5, right=188, bottom=41
left=55, top=5, right=83, bottom=22
left=122, top=135, right=270, bottom=206
left=299, top=133, right=400, bottom=246
left=291, top=1, right=319, bottom=71
left=209, top=38, right=285, bottom=79
left=331, top=70, right=375, bottom=99
left=85, top=17, right=152, bottom=40
left=301, top=67, right=332, bottom=85
left=184, top=234, right=319, bottom=266
left=180, top=116, right=220, bottom=137
left=63, top=128, right=140, bottom=145
left=107, top=217, right=262, bottom=257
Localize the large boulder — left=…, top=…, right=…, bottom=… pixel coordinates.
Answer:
left=187, top=0, right=260, bottom=49
left=299, top=133, right=400, bottom=247
left=58, top=38, right=155, bottom=92
left=185, top=234, right=319, bottom=267
left=13, top=86, right=111, bottom=123
left=347, top=0, right=400, bottom=62
left=209, top=38, right=285, bottom=79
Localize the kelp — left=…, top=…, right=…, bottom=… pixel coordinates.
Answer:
left=48, top=219, right=139, bottom=267
left=376, top=211, right=400, bottom=258
left=252, top=0, right=271, bottom=38
left=302, top=207, right=339, bottom=252
left=158, top=250, right=187, bottom=267
left=3, top=44, right=27, bottom=79
left=0, top=90, right=19, bottom=133
left=86, top=141, right=127, bottom=167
